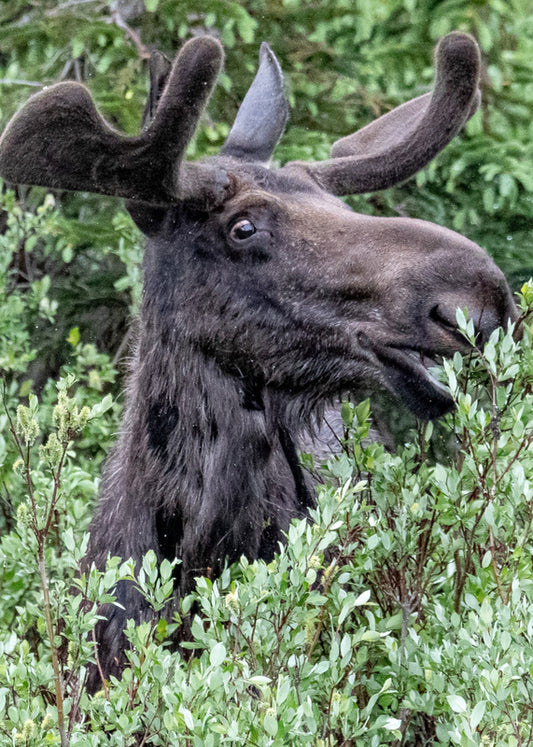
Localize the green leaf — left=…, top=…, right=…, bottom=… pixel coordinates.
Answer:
left=247, top=675, right=271, bottom=685
left=72, top=36, right=84, bottom=58
left=19, top=379, right=33, bottom=397
left=470, top=700, right=486, bottom=729
left=341, top=401, right=353, bottom=426
left=456, top=307, right=467, bottom=330
left=383, top=717, right=402, bottom=730
left=447, top=694, right=467, bottom=713
left=263, top=712, right=278, bottom=737
left=179, top=706, right=194, bottom=730
left=63, top=529, right=75, bottom=552
left=210, top=642, right=226, bottom=667
left=361, top=630, right=381, bottom=642
left=354, top=589, right=371, bottom=606
left=67, top=327, right=80, bottom=346
left=236, top=13, right=257, bottom=44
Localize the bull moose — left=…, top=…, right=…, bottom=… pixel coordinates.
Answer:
left=0, top=32, right=516, bottom=689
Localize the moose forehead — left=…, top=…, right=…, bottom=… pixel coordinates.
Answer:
left=217, top=158, right=322, bottom=196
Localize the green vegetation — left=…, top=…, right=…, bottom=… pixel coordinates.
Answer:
left=0, top=1, right=533, bottom=744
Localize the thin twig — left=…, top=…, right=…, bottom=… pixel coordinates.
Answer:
left=496, top=432, right=533, bottom=487
left=110, top=8, right=150, bottom=59
left=0, top=79, right=43, bottom=88
left=2, top=385, right=68, bottom=746
left=91, top=629, right=110, bottom=700
left=43, top=444, right=69, bottom=537
left=39, top=549, right=68, bottom=746
left=112, top=326, right=133, bottom=367
left=489, top=527, right=507, bottom=604
left=45, top=0, right=107, bottom=17
left=3, top=383, right=70, bottom=745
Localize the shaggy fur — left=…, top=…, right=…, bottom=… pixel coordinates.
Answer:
left=0, top=34, right=517, bottom=691
left=86, top=173, right=516, bottom=686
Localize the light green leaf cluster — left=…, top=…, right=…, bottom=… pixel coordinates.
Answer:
left=1, top=300, right=533, bottom=741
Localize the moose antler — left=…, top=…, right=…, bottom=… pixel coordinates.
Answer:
left=0, top=32, right=480, bottom=206
left=288, top=32, right=481, bottom=195
left=0, top=37, right=223, bottom=204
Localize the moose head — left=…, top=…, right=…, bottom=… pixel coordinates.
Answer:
left=0, top=33, right=517, bottom=687
left=0, top=34, right=515, bottom=421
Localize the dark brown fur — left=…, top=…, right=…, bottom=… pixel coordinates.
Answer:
left=0, top=34, right=517, bottom=689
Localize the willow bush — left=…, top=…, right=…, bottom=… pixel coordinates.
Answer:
left=1, top=277, right=532, bottom=745
left=1, top=1, right=533, bottom=745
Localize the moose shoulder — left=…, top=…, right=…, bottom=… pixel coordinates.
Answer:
left=0, top=33, right=516, bottom=690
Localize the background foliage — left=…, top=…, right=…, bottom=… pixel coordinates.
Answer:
left=0, top=0, right=533, bottom=745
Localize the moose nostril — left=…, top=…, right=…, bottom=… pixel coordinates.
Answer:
left=430, top=302, right=502, bottom=348
left=473, top=308, right=501, bottom=347
left=429, top=304, right=458, bottom=334
left=430, top=303, right=482, bottom=345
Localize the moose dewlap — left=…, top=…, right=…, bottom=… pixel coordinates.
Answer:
left=0, top=33, right=516, bottom=690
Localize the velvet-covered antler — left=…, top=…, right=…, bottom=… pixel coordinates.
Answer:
left=0, top=37, right=223, bottom=204
left=287, top=32, right=481, bottom=195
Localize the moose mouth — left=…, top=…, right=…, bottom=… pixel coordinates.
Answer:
left=374, top=345, right=454, bottom=420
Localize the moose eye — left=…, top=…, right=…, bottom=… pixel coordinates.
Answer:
left=230, top=218, right=256, bottom=241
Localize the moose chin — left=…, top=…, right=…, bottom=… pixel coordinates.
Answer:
left=0, top=32, right=517, bottom=691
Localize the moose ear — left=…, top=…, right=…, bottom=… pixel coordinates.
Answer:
left=220, top=42, right=289, bottom=163
left=141, top=50, right=173, bottom=130
left=126, top=50, right=176, bottom=236
left=126, top=202, right=169, bottom=237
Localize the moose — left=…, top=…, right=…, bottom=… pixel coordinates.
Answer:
left=0, top=32, right=517, bottom=689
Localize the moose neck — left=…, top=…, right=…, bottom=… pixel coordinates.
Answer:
left=121, top=268, right=313, bottom=586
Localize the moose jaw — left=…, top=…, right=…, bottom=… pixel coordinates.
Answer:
left=0, top=32, right=517, bottom=690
